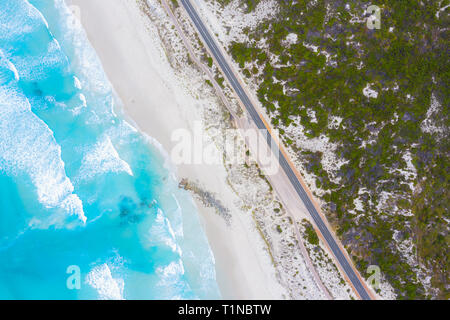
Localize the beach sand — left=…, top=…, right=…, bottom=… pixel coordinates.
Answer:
left=66, top=0, right=286, bottom=299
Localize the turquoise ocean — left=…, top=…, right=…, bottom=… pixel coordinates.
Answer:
left=0, top=0, right=220, bottom=299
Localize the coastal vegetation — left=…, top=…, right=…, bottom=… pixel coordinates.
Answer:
left=303, top=220, right=319, bottom=246
left=216, top=0, right=449, bottom=299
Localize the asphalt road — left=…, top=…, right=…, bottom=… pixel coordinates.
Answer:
left=180, top=0, right=371, bottom=300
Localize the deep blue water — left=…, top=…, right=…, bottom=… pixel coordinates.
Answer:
left=0, top=0, right=219, bottom=299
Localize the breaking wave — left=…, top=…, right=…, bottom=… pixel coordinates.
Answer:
left=0, top=0, right=219, bottom=299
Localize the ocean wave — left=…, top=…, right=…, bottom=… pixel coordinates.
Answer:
left=0, top=81, right=86, bottom=228
left=0, top=50, right=19, bottom=85
left=75, top=134, right=133, bottom=183
left=85, top=263, right=125, bottom=300
left=0, top=0, right=220, bottom=300
left=155, top=260, right=191, bottom=299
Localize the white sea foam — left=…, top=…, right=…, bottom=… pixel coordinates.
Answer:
left=0, top=50, right=19, bottom=85
left=156, top=260, right=186, bottom=288
left=0, top=1, right=68, bottom=84
left=13, top=39, right=64, bottom=82
left=0, top=0, right=45, bottom=41
left=85, top=263, right=124, bottom=300
left=144, top=209, right=180, bottom=255
left=0, top=82, right=86, bottom=227
left=75, top=134, right=133, bottom=183
left=53, top=0, right=112, bottom=98
left=73, top=76, right=82, bottom=89
left=0, top=0, right=219, bottom=300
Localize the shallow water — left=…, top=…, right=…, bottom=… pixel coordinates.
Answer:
left=0, top=0, right=220, bottom=299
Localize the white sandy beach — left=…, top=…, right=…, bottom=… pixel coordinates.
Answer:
left=66, top=0, right=288, bottom=299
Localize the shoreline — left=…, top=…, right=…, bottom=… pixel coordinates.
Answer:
left=67, top=0, right=286, bottom=299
